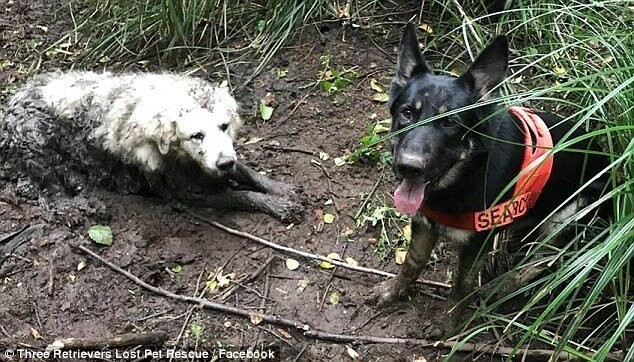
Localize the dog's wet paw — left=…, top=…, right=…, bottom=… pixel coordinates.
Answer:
left=366, top=279, right=408, bottom=307
left=269, top=197, right=304, bottom=223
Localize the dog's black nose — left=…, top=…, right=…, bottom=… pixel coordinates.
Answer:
left=396, top=154, right=425, bottom=178
left=216, top=156, right=236, bottom=171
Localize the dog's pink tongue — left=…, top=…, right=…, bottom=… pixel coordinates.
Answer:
left=394, top=180, right=427, bottom=215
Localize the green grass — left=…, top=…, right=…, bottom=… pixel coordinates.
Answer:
left=66, top=0, right=632, bottom=358
left=59, top=0, right=382, bottom=81
left=375, top=1, right=633, bottom=359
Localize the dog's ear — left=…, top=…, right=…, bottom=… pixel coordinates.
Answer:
left=392, top=23, right=431, bottom=90
left=457, top=35, right=508, bottom=99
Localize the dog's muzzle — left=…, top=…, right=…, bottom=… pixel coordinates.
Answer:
left=216, top=155, right=236, bottom=171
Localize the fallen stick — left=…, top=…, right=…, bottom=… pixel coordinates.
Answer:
left=76, top=245, right=623, bottom=361
left=182, top=210, right=451, bottom=290
left=46, top=331, right=168, bottom=351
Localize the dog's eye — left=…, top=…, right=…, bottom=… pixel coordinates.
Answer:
left=190, top=132, right=205, bottom=141
left=219, top=123, right=229, bottom=132
left=401, top=108, right=413, bottom=120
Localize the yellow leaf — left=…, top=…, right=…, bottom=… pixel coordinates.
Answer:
left=371, top=93, right=389, bottom=102
left=395, top=249, right=407, bottom=265
left=30, top=327, right=42, bottom=339
left=401, top=224, right=412, bottom=242
left=419, top=23, right=433, bottom=34
left=323, top=214, right=335, bottom=224
left=553, top=66, right=567, bottom=75
left=345, top=257, right=358, bottom=266
left=319, top=260, right=335, bottom=269
left=285, top=258, right=300, bottom=270
left=329, top=291, right=340, bottom=305
left=370, top=79, right=383, bottom=92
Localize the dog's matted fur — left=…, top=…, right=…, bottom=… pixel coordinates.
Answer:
left=0, top=71, right=301, bottom=220
left=369, top=24, right=611, bottom=333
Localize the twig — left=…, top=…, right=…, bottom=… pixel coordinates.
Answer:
left=46, top=332, right=169, bottom=351
left=32, top=301, right=44, bottom=334
left=173, top=269, right=206, bottom=351
left=293, top=343, right=308, bottom=362
left=263, top=145, right=316, bottom=155
left=218, top=256, right=277, bottom=302
left=280, top=93, right=310, bottom=123
left=47, top=262, right=55, bottom=296
left=183, top=210, right=451, bottom=290
left=310, top=159, right=339, bottom=212
left=134, top=310, right=171, bottom=322
left=355, top=166, right=386, bottom=219
left=76, top=245, right=623, bottom=362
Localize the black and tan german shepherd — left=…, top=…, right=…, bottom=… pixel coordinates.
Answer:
left=369, top=23, right=611, bottom=332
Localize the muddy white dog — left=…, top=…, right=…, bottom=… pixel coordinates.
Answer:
left=0, top=71, right=301, bottom=221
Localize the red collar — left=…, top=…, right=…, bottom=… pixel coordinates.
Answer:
left=419, top=107, right=554, bottom=231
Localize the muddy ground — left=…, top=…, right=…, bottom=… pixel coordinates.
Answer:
left=0, top=1, right=493, bottom=361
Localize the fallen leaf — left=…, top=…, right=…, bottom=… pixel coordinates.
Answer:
left=259, top=100, right=274, bottom=121
left=334, top=157, right=346, bottom=166
left=371, top=93, right=389, bottom=102
left=373, top=123, right=390, bottom=133
left=277, top=69, right=288, bottom=78
left=77, top=260, right=87, bottom=271
left=553, top=66, right=567, bottom=75
left=329, top=291, right=340, bottom=305
left=419, top=23, right=433, bottom=34
left=206, top=280, right=218, bottom=291
left=370, top=79, right=383, bottom=92
left=346, top=345, right=360, bottom=359
left=277, top=328, right=292, bottom=339
left=88, top=225, right=113, bottom=246
left=345, top=257, right=358, bottom=266
left=323, top=214, right=335, bottom=224
left=297, top=276, right=310, bottom=293
left=244, top=137, right=263, bottom=145
left=395, top=249, right=407, bottom=265
left=170, top=264, right=183, bottom=273
left=250, top=312, right=264, bottom=325
left=30, top=327, right=42, bottom=339
left=402, top=224, right=412, bottom=242
left=319, top=253, right=342, bottom=269
left=319, top=151, right=330, bottom=160
left=285, top=258, right=300, bottom=270
left=190, top=323, right=203, bottom=338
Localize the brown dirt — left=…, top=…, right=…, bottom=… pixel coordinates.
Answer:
left=0, top=2, right=473, bottom=361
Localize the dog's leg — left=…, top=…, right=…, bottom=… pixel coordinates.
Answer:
left=185, top=189, right=303, bottom=222
left=368, top=214, right=439, bottom=306
left=231, top=162, right=297, bottom=197
left=444, top=235, right=487, bottom=332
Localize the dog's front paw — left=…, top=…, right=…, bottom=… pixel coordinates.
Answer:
left=366, top=279, right=409, bottom=307
left=268, top=197, right=304, bottom=223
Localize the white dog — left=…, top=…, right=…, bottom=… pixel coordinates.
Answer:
left=0, top=71, right=301, bottom=221
left=6, top=71, right=241, bottom=174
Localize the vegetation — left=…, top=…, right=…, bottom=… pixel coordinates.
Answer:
left=69, top=0, right=632, bottom=359
left=394, top=1, right=633, bottom=359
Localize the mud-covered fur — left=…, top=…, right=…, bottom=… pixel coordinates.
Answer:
left=0, top=71, right=301, bottom=221
left=369, top=24, right=611, bottom=333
